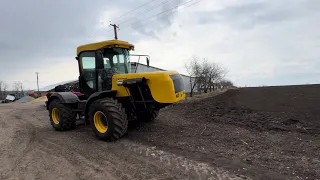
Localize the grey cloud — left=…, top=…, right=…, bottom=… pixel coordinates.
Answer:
left=130, top=21, right=159, bottom=39
left=197, top=0, right=320, bottom=28
left=0, top=0, right=148, bottom=88
left=123, top=0, right=184, bottom=37
left=0, top=0, right=146, bottom=58
left=158, top=0, right=180, bottom=26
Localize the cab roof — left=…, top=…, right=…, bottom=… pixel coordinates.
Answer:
left=76, top=39, right=134, bottom=56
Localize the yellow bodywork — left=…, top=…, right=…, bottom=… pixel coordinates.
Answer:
left=112, top=71, right=185, bottom=103
left=77, top=40, right=134, bottom=56
left=76, top=39, right=185, bottom=104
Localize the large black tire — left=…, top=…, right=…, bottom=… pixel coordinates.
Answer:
left=88, top=98, right=128, bottom=142
left=138, top=110, right=159, bottom=122
left=48, top=99, right=77, bottom=131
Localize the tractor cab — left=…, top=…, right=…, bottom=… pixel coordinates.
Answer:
left=76, top=40, right=134, bottom=97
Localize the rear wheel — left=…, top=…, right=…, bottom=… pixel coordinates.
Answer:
left=88, top=98, right=128, bottom=142
left=48, top=99, right=77, bottom=131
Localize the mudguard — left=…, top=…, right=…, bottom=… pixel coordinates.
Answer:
left=84, top=90, right=117, bottom=119
left=46, top=92, right=80, bottom=110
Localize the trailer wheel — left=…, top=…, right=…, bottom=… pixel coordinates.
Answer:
left=88, top=98, right=128, bottom=142
left=48, top=99, right=77, bottom=131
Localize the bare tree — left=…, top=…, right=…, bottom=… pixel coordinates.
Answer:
left=185, top=56, right=202, bottom=97
left=208, top=62, right=227, bottom=92
left=3, top=82, right=8, bottom=98
left=198, top=59, right=210, bottom=93
left=20, top=82, right=24, bottom=94
left=13, top=82, right=21, bottom=94
left=218, top=79, right=234, bottom=89
left=185, top=55, right=230, bottom=95
left=196, top=60, right=227, bottom=93
left=0, top=81, right=3, bottom=99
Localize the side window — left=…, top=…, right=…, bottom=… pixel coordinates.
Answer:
left=113, top=55, right=126, bottom=74
left=82, top=57, right=95, bottom=69
left=80, top=52, right=96, bottom=90
left=104, top=58, right=111, bottom=68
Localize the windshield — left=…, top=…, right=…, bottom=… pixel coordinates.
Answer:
left=103, top=48, right=130, bottom=74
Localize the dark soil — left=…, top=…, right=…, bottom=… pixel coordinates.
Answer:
left=2, top=84, right=320, bottom=180
left=128, top=84, right=320, bottom=180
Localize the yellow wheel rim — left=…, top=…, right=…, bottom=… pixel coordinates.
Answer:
left=52, top=108, right=60, bottom=125
left=94, top=111, right=108, bottom=133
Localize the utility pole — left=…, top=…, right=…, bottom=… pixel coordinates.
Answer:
left=110, top=24, right=119, bottom=40
left=35, top=72, right=39, bottom=96
left=20, top=82, right=24, bottom=94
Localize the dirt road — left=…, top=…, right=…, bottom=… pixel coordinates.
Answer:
left=0, top=102, right=246, bottom=180
left=1, top=84, right=319, bottom=180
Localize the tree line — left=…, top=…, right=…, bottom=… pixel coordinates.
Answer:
left=0, top=81, right=25, bottom=99
left=185, top=56, right=235, bottom=97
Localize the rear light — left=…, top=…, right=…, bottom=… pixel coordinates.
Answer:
left=72, top=92, right=85, bottom=96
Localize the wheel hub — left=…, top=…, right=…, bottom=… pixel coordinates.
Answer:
left=52, top=108, right=60, bottom=125
left=93, top=111, right=108, bottom=133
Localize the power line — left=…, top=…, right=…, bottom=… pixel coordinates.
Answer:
left=121, top=0, right=198, bottom=29
left=106, top=0, right=204, bottom=37
left=107, top=0, right=173, bottom=33
left=111, top=0, right=159, bottom=22
left=117, top=0, right=174, bottom=25
left=125, top=0, right=204, bottom=31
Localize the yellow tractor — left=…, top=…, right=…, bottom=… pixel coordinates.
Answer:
left=46, top=39, right=186, bottom=141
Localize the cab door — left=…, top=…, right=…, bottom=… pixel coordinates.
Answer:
left=78, top=51, right=97, bottom=96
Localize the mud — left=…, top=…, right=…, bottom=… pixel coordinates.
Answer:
left=0, top=104, right=245, bottom=180
left=128, top=85, right=320, bottom=180
left=0, top=84, right=319, bottom=180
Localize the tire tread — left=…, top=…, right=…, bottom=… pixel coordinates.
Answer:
left=89, top=97, right=128, bottom=141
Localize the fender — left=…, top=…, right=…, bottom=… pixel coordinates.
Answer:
left=46, top=92, right=80, bottom=110
left=84, top=90, right=117, bottom=119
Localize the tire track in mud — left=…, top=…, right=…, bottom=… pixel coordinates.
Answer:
left=40, top=137, right=134, bottom=179
left=118, top=140, right=249, bottom=180
left=35, top=141, right=117, bottom=180
left=33, top=122, right=249, bottom=180
left=0, top=111, right=38, bottom=179
left=1, top=103, right=250, bottom=180
left=1, top=104, right=181, bottom=180
left=35, top=130, right=181, bottom=180
left=0, top=107, right=14, bottom=129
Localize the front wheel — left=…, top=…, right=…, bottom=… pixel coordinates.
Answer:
left=88, top=98, right=128, bottom=142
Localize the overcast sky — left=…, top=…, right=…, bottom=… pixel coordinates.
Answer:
left=0, top=0, right=319, bottom=90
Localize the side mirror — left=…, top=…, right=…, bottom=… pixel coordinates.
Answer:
left=146, top=57, right=150, bottom=67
